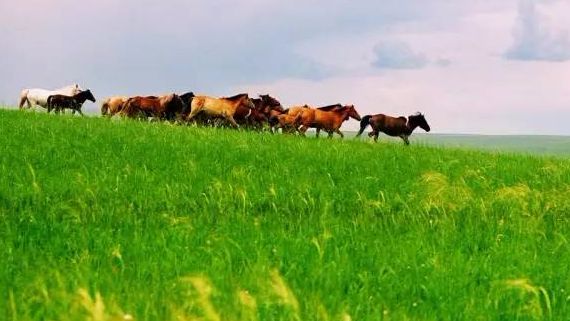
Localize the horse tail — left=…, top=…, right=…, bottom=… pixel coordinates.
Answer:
left=356, top=115, right=372, bottom=137
left=47, top=96, right=52, bottom=112
left=101, top=100, right=109, bottom=116
left=18, top=90, right=29, bottom=109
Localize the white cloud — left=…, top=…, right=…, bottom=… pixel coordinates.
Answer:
left=505, top=0, right=570, bottom=61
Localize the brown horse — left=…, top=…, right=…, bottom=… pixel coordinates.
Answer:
left=101, top=96, right=129, bottom=116
left=288, top=104, right=361, bottom=138
left=186, top=93, right=255, bottom=128
left=121, top=94, right=184, bottom=120
left=356, top=112, right=431, bottom=144
left=46, top=89, right=96, bottom=115
left=269, top=112, right=303, bottom=134
left=253, top=94, right=283, bottom=115
left=234, top=104, right=268, bottom=129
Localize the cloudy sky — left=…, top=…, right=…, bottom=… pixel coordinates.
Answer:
left=1, top=0, right=569, bottom=134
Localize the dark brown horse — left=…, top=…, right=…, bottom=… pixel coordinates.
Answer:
left=356, top=112, right=431, bottom=144
left=47, top=89, right=96, bottom=115
left=288, top=104, right=361, bottom=138
left=178, top=91, right=195, bottom=120
left=234, top=104, right=268, bottom=129
left=122, top=94, right=184, bottom=120
left=253, top=94, right=284, bottom=119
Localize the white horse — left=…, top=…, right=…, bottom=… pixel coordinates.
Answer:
left=19, top=84, right=82, bottom=109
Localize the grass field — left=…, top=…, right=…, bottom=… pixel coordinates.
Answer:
left=1, top=109, right=570, bottom=321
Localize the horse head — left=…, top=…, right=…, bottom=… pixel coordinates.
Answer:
left=345, top=105, right=361, bottom=121
left=78, top=89, right=96, bottom=103
left=259, top=94, right=282, bottom=109
left=409, top=112, right=431, bottom=132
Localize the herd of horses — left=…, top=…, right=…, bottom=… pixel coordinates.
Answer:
left=18, top=84, right=431, bottom=144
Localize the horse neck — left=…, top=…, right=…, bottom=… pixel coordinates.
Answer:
left=74, top=92, right=89, bottom=103
left=331, top=108, right=350, bottom=125
left=405, top=118, right=419, bottom=134
left=234, top=97, right=250, bottom=109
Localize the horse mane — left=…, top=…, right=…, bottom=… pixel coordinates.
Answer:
left=224, top=93, right=249, bottom=101
left=180, top=91, right=195, bottom=98
left=317, top=103, right=342, bottom=111
left=74, top=89, right=90, bottom=98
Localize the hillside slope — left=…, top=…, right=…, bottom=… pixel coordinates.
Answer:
left=1, top=110, right=569, bottom=321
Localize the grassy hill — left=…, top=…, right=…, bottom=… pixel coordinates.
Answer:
left=1, top=109, right=569, bottom=321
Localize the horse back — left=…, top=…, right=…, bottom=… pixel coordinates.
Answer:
left=371, top=114, right=408, bottom=135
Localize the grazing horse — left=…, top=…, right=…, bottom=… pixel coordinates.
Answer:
left=101, top=96, right=129, bottom=116
left=19, top=84, right=82, bottom=109
left=288, top=104, right=361, bottom=138
left=356, top=112, right=431, bottom=144
left=121, top=94, right=184, bottom=120
left=186, top=93, right=255, bottom=128
left=47, top=90, right=96, bottom=116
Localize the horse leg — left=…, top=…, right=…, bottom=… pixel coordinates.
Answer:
left=299, top=125, right=309, bottom=137
left=19, top=95, right=28, bottom=109
left=327, top=131, right=333, bottom=139
left=373, top=131, right=379, bottom=142
left=225, top=115, right=240, bottom=128
left=401, top=135, right=410, bottom=145
left=185, top=107, right=202, bottom=123
left=335, top=129, right=344, bottom=138
left=316, top=128, right=321, bottom=138
left=77, top=109, right=84, bottom=116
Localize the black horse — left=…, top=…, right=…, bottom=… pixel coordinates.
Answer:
left=47, top=90, right=96, bottom=115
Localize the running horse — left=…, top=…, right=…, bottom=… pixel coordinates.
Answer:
left=121, top=94, right=185, bottom=120
left=287, top=104, right=361, bottom=138
left=253, top=94, right=284, bottom=118
left=356, top=112, right=431, bottom=144
left=19, top=84, right=82, bottom=110
left=101, top=96, right=129, bottom=117
left=234, top=105, right=268, bottom=129
left=47, top=89, right=96, bottom=115
left=186, top=93, right=255, bottom=128
left=269, top=112, right=303, bottom=134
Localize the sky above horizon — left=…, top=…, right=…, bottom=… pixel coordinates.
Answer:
left=1, top=0, right=569, bottom=134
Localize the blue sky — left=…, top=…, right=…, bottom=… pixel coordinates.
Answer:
left=1, top=0, right=569, bottom=134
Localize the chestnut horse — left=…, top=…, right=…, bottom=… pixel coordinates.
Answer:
left=121, top=94, right=184, bottom=120
left=356, top=112, right=431, bottom=144
left=269, top=112, right=303, bottom=134
left=186, top=93, right=255, bottom=128
left=47, top=89, right=96, bottom=115
left=288, top=104, right=361, bottom=138
left=101, top=96, right=129, bottom=116
left=234, top=104, right=268, bottom=129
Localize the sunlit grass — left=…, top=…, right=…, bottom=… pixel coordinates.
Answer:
left=1, top=109, right=569, bottom=320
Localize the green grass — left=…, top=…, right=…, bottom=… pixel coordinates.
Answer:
left=1, top=109, right=570, bottom=321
